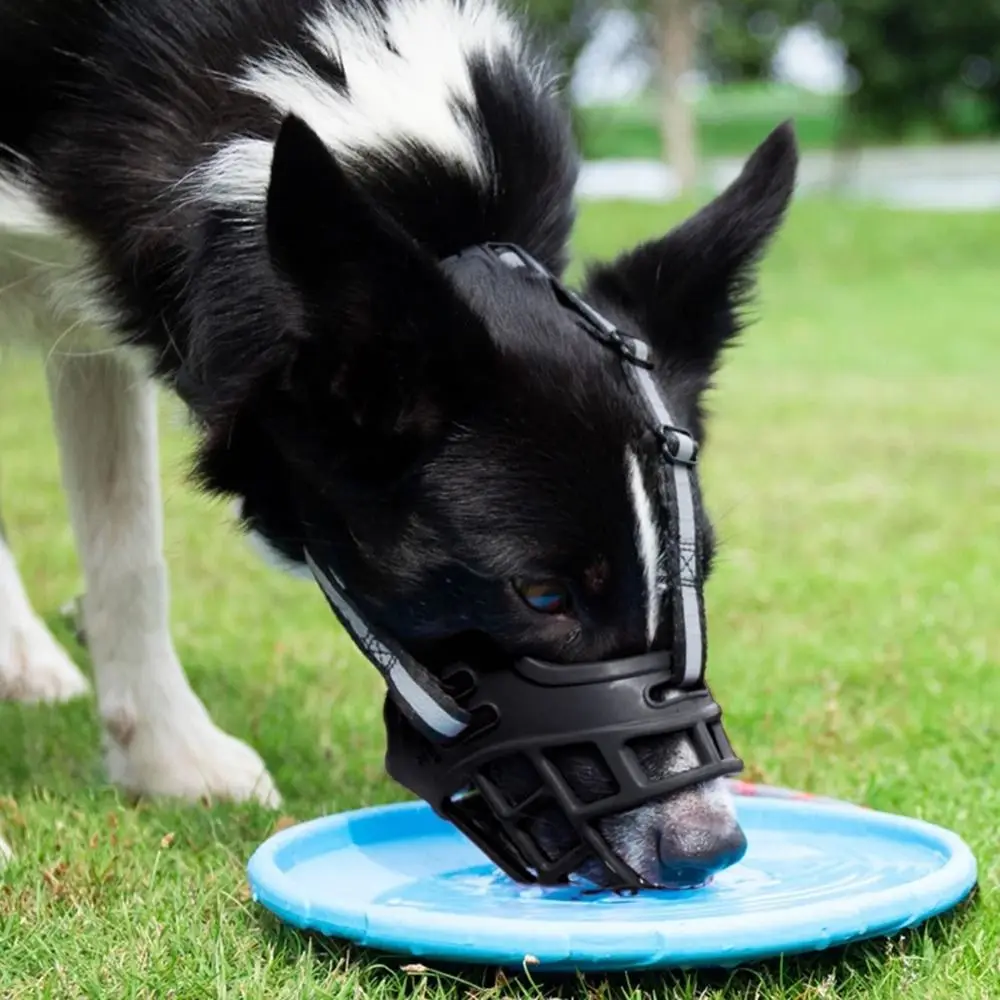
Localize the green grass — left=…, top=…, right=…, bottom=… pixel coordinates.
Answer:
left=2, top=197, right=1000, bottom=998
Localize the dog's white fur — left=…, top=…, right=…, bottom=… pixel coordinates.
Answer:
left=191, top=0, right=536, bottom=209
left=0, top=0, right=739, bottom=871
left=0, top=224, right=281, bottom=807
left=0, top=0, right=538, bottom=844
left=625, top=446, right=661, bottom=646
left=0, top=0, right=526, bottom=823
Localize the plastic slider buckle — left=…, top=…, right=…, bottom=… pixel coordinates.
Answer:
left=569, top=305, right=655, bottom=372
left=658, top=425, right=699, bottom=466
left=485, top=242, right=543, bottom=276
left=616, top=336, right=655, bottom=370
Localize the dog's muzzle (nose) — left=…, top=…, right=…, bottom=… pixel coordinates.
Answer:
left=384, top=649, right=744, bottom=890
left=657, top=821, right=748, bottom=888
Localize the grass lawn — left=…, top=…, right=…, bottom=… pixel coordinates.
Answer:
left=575, top=81, right=1000, bottom=162
left=575, top=83, right=845, bottom=161
left=2, top=196, right=999, bottom=998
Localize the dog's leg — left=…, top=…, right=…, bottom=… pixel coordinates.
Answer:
left=0, top=501, right=91, bottom=703
left=45, top=351, right=280, bottom=806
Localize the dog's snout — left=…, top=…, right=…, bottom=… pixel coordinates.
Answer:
left=594, top=776, right=749, bottom=889
left=656, top=820, right=747, bottom=888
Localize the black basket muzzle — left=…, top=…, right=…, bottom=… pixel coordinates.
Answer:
left=298, top=240, right=744, bottom=891
left=385, top=650, right=742, bottom=889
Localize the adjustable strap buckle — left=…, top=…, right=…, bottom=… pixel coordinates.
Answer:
left=616, top=336, right=655, bottom=369
left=657, top=424, right=699, bottom=467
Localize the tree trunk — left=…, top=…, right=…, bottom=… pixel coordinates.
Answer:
left=657, top=0, right=699, bottom=193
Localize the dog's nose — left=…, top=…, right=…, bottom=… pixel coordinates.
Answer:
left=656, top=823, right=748, bottom=888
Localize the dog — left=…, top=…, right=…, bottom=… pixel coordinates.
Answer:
left=0, top=0, right=797, bottom=886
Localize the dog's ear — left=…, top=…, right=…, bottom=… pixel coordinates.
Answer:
left=263, top=114, right=494, bottom=457
left=583, top=121, right=797, bottom=389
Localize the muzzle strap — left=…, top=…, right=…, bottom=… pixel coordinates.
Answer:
left=457, top=242, right=708, bottom=688
left=303, top=550, right=470, bottom=741
left=300, top=242, right=707, bottom=739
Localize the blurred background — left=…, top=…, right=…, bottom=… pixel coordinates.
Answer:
left=2, top=3, right=998, bottom=992
left=522, top=0, right=1000, bottom=208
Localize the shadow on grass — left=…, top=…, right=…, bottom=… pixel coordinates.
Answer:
left=249, top=884, right=981, bottom=997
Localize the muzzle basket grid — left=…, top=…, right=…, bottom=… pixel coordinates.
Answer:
left=389, top=656, right=744, bottom=889
left=445, top=709, right=740, bottom=886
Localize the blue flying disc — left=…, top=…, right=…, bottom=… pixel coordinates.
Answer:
left=246, top=784, right=977, bottom=971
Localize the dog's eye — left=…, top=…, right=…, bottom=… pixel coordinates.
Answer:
left=514, top=580, right=572, bottom=615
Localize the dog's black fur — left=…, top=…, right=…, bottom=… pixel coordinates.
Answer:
left=0, top=0, right=797, bottom=885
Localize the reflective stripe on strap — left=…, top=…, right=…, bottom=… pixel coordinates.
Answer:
left=624, top=357, right=705, bottom=687
left=304, top=549, right=470, bottom=740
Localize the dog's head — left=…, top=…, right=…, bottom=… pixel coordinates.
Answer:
left=195, top=116, right=798, bottom=888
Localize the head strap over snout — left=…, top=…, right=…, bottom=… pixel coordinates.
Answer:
left=303, top=241, right=707, bottom=743
left=441, top=242, right=707, bottom=688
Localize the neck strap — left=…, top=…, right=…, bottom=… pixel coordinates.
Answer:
left=304, top=241, right=707, bottom=742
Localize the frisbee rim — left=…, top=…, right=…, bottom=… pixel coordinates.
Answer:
left=246, top=793, right=978, bottom=970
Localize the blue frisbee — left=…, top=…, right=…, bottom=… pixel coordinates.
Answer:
left=246, top=783, right=977, bottom=972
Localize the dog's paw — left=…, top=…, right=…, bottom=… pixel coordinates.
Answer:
left=103, top=683, right=281, bottom=808
left=0, top=611, right=91, bottom=703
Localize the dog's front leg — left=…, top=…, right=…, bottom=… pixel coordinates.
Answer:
left=0, top=514, right=90, bottom=702
left=45, top=352, right=279, bottom=807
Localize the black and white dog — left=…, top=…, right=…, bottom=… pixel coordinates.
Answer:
left=0, top=0, right=797, bottom=884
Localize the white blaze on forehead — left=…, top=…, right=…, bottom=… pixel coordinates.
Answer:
left=192, top=0, right=547, bottom=207
left=625, top=446, right=661, bottom=646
